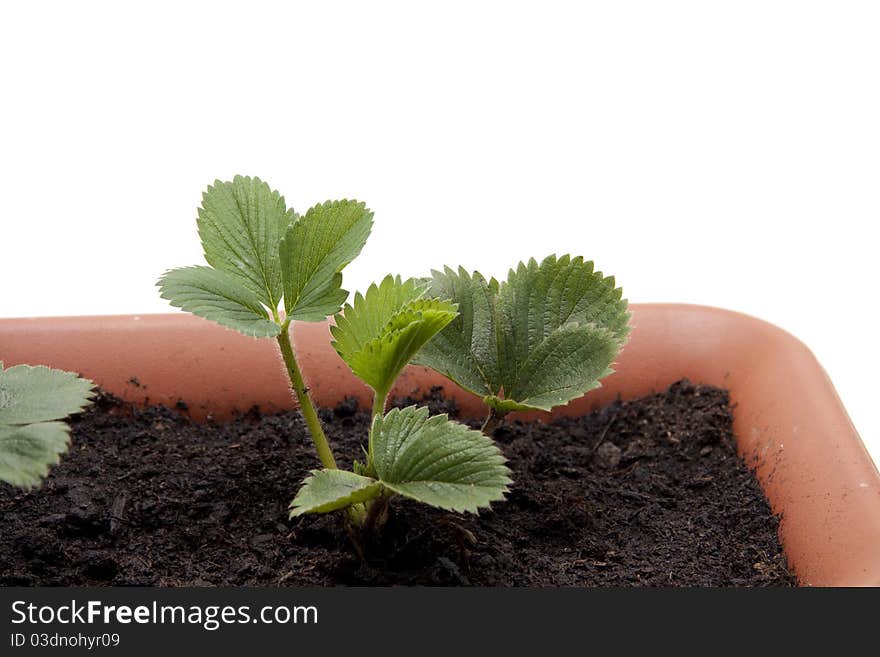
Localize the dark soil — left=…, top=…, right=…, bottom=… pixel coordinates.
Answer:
left=0, top=380, right=795, bottom=587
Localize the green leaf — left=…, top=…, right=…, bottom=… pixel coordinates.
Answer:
left=157, top=266, right=281, bottom=338
left=0, top=364, right=94, bottom=425
left=280, top=200, right=373, bottom=322
left=413, top=267, right=501, bottom=397
left=370, top=406, right=510, bottom=513
left=289, top=469, right=382, bottom=517
left=0, top=364, right=94, bottom=488
left=197, top=175, right=294, bottom=309
left=488, top=322, right=619, bottom=412
left=331, top=276, right=458, bottom=398
left=417, top=255, right=630, bottom=413
left=0, top=423, right=72, bottom=488
left=290, top=406, right=511, bottom=517
left=331, top=276, right=425, bottom=353
left=497, top=254, right=629, bottom=367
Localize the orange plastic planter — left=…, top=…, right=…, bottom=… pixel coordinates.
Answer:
left=1, top=304, right=877, bottom=586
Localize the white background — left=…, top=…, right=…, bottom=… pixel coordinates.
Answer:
left=1, top=2, right=877, bottom=462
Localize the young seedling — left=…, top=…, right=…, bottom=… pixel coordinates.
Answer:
left=0, top=362, right=94, bottom=488
left=414, top=255, right=630, bottom=434
left=158, top=177, right=510, bottom=537
left=290, top=275, right=511, bottom=530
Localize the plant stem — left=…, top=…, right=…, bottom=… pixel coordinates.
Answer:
left=363, top=491, right=391, bottom=534
left=372, top=389, right=388, bottom=420
left=276, top=323, right=337, bottom=470
left=481, top=407, right=506, bottom=436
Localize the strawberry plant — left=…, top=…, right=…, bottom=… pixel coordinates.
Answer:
left=159, top=176, right=510, bottom=537
left=0, top=362, right=94, bottom=488
left=414, top=256, right=631, bottom=433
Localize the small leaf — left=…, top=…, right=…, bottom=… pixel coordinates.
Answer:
left=0, top=423, right=72, bottom=488
left=158, top=266, right=281, bottom=338
left=369, top=406, right=510, bottom=513
left=0, top=364, right=94, bottom=488
left=497, top=255, right=630, bottom=371
left=0, top=364, right=94, bottom=425
left=418, top=255, right=630, bottom=414
left=414, top=267, right=501, bottom=397
left=331, top=276, right=425, bottom=353
left=280, top=200, right=373, bottom=322
left=197, top=175, right=294, bottom=309
left=495, top=322, right=619, bottom=412
left=289, top=469, right=382, bottom=517
left=331, top=276, right=458, bottom=398
left=343, top=300, right=459, bottom=397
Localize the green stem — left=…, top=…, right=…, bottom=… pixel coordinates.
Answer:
left=372, top=389, right=388, bottom=420
left=351, top=389, right=389, bottom=536
left=481, top=407, right=506, bottom=436
left=276, top=323, right=337, bottom=470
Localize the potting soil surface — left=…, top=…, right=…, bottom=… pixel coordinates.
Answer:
left=0, top=380, right=795, bottom=586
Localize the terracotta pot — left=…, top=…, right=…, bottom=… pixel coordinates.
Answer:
left=1, top=304, right=877, bottom=586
